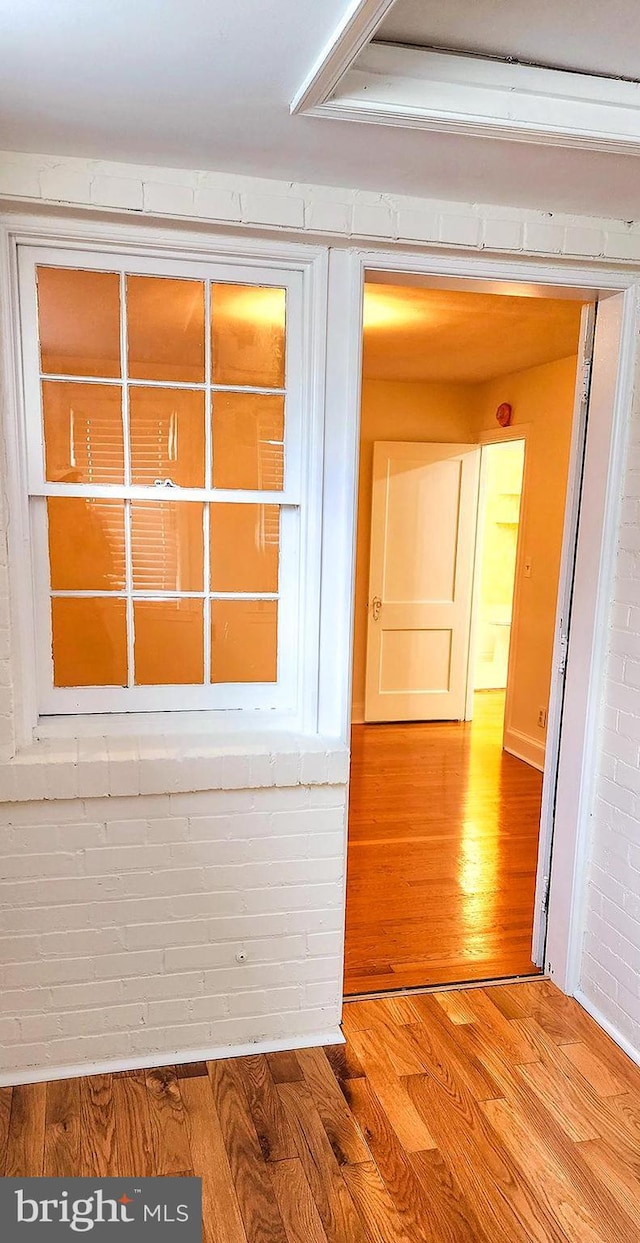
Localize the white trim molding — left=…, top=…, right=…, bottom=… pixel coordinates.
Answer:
left=574, top=988, right=640, bottom=1071
left=290, top=0, right=395, bottom=115
left=0, top=1026, right=345, bottom=1089
left=294, top=23, right=640, bottom=156
left=503, top=726, right=545, bottom=773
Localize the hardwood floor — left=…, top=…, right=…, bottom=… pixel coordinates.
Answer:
left=345, top=691, right=544, bottom=995
left=4, top=981, right=640, bottom=1242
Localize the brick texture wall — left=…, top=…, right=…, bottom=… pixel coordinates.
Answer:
left=580, top=384, right=640, bottom=1053
left=1, top=148, right=640, bottom=1077
left=3, top=149, right=640, bottom=260
left=0, top=785, right=346, bottom=1081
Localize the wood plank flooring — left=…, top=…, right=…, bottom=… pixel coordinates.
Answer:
left=4, top=981, right=640, bottom=1242
left=345, top=691, right=543, bottom=995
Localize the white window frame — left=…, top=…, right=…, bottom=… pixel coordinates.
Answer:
left=4, top=227, right=328, bottom=736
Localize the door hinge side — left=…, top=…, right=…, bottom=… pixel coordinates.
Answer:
left=581, top=358, right=592, bottom=404
left=556, top=616, right=571, bottom=676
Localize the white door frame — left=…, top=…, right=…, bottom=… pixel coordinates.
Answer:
left=325, top=246, right=638, bottom=998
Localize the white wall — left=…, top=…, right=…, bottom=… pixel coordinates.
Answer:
left=0, top=783, right=345, bottom=1082
left=3, top=149, right=640, bottom=261
left=1, top=150, right=640, bottom=1077
left=0, top=735, right=349, bottom=1083
left=475, top=357, right=579, bottom=767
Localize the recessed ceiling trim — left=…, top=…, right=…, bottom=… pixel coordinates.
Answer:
left=290, top=0, right=396, bottom=114
left=294, top=28, right=640, bottom=154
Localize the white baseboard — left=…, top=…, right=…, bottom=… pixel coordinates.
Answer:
left=503, top=725, right=545, bottom=771
left=574, top=987, right=640, bottom=1069
left=0, top=1026, right=345, bottom=1088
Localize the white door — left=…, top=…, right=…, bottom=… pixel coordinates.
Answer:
left=364, top=441, right=480, bottom=722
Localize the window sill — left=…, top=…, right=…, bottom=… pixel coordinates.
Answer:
left=35, top=709, right=308, bottom=741
left=0, top=723, right=349, bottom=804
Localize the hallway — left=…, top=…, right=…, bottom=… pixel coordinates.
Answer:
left=345, top=692, right=544, bottom=995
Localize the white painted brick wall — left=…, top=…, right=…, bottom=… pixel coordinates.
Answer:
left=3, top=149, right=640, bottom=261
left=580, top=345, right=640, bottom=1052
left=2, top=145, right=640, bottom=1075
left=0, top=786, right=346, bottom=1082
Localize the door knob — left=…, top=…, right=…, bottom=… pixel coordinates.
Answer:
left=371, top=596, right=382, bottom=621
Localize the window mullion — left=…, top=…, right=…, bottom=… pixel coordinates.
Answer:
left=120, top=272, right=135, bottom=690
left=203, top=280, right=212, bottom=686
left=120, top=272, right=131, bottom=488
left=39, top=374, right=286, bottom=397
left=29, top=482, right=299, bottom=505
left=50, top=590, right=208, bottom=599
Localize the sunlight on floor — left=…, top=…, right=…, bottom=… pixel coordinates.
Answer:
left=345, top=690, right=543, bottom=994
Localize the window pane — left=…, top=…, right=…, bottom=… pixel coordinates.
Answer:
left=212, top=392, right=284, bottom=490
left=129, top=387, right=205, bottom=487
left=210, top=503, right=279, bottom=593
left=37, top=267, right=121, bottom=378
left=212, top=284, right=285, bottom=387
left=134, top=600, right=203, bottom=685
left=47, top=498, right=125, bottom=591
left=131, top=501, right=204, bottom=592
left=51, top=597, right=127, bottom=686
left=127, top=276, right=205, bottom=383
left=42, top=381, right=124, bottom=484
left=211, top=599, right=277, bottom=683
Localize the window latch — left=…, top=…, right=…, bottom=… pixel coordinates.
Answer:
left=153, top=478, right=177, bottom=488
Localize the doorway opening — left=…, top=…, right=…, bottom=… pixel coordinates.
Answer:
left=473, top=440, right=525, bottom=699
left=466, top=438, right=526, bottom=778
left=344, top=278, right=587, bottom=996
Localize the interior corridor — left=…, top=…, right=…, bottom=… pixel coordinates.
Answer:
left=344, top=692, right=544, bottom=995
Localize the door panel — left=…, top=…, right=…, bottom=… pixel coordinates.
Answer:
left=380, top=627, right=452, bottom=694
left=382, top=456, right=461, bottom=600
left=364, top=441, right=480, bottom=722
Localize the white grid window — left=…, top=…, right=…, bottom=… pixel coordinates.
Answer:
left=17, top=247, right=309, bottom=717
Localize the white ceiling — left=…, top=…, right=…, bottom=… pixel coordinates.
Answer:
left=378, top=0, right=640, bottom=80
left=2, top=1, right=640, bottom=219
left=362, top=285, right=583, bottom=383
